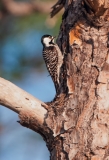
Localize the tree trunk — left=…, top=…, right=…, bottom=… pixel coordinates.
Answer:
left=45, top=0, right=109, bottom=159
left=1, top=0, right=109, bottom=160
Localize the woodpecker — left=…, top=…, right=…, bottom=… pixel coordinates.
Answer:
left=41, top=35, right=63, bottom=94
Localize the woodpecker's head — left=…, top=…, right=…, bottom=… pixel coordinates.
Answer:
left=41, top=35, right=55, bottom=47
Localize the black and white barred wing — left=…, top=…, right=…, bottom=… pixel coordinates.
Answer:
left=43, top=47, right=58, bottom=85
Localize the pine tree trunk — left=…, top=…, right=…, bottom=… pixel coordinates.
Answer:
left=42, top=0, right=109, bottom=159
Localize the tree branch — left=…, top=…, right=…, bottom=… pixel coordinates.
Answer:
left=51, top=0, right=65, bottom=17
left=0, top=77, right=48, bottom=134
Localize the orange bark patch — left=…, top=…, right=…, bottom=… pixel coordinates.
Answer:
left=69, top=23, right=82, bottom=46
left=67, top=76, right=75, bottom=94
left=91, top=155, right=102, bottom=160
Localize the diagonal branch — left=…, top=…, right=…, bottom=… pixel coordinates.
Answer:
left=51, top=0, right=65, bottom=17
left=0, top=77, right=49, bottom=135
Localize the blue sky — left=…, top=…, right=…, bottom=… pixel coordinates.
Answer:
left=0, top=29, right=56, bottom=160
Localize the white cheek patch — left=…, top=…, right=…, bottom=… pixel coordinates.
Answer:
left=43, top=37, right=51, bottom=46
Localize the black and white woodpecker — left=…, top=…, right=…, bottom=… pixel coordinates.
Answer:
left=41, top=35, right=63, bottom=94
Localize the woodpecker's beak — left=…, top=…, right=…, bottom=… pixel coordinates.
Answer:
left=52, top=36, right=56, bottom=40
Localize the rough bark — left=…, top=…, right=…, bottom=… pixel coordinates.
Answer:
left=47, top=0, right=109, bottom=159
left=1, top=0, right=109, bottom=160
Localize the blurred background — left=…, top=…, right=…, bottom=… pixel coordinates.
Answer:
left=0, top=0, right=62, bottom=159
